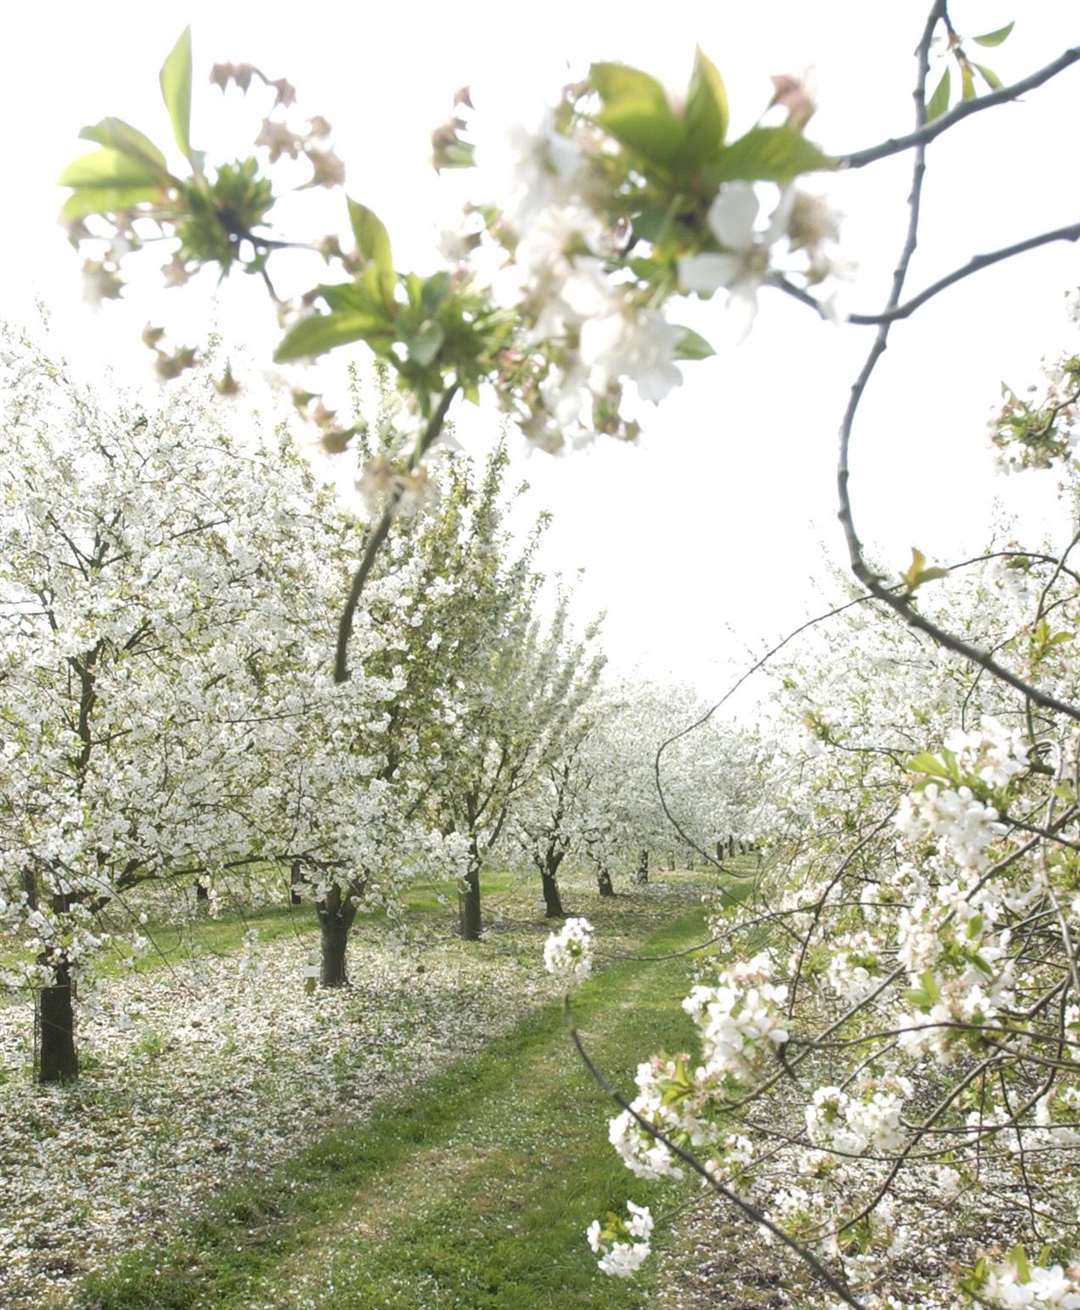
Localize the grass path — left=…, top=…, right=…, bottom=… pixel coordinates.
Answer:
left=79, top=906, right=709, bottom=1310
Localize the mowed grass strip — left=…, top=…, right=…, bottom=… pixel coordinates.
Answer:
left=78, top=907, right=709, bottom=1310
left=0, top=872, right=520, bottom=984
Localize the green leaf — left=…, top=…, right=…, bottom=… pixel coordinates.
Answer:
left=974, top=21, right=1015, bottom=48
left=159, top=28, right=194, bottom=160
left=970, top=952, right=995, bottom=979
left=907, top=751, right=951, bottom=779
left=60, top=185, right=166, bottom=222
left=927, top=67, right=951, bottom=121
left=1009, top=1243, right=1032, bottom=1284
left=974, top=62, right=1003, bottom=91
left=902, top=546, right=949, bottom=593
left=421, top=271, right=452, bottom=316
left=59, top=148, right=163, bottom=189
left=709, top=127, right=834, bottom=184
left=347, top=199, right=393, bottom=275
left=274, top=311, right=393, bottom=363
left=672, top=327, right=715, bottom=361
left=590, top=62, right=671, bottom=114
left=595, top=101, right=685, bottom=167
left=683, top=47, right=729, bottom=165
left=961, top=62, right=976, bottom=102
left=405, top=321, right=445, bottom=368
left=79, top=118, right=170, bottom=178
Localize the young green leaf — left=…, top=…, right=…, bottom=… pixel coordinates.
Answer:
left=405, top=322, right=445, bottom=368
left=902, top=546, right=950, bottom=594
left=347, top=199, right=393, bottom=275
left=926, top=67, right=951, bottom=121
left=974, top=21, right=1015, bottom=48
left=589, top=62, right=671, bottom=114
left=60, top=185, right=166, bottom=223
left=1009, top=1243, right=1032, bottom=1283
left=907, top=752, right=952, bottom=780
left=683, top=47, right=729, bottom=165
left=274, top=310, right=394, bottom=363
left=595, top=101, right=685, bottom=167
left=974, top=62, right=1003, bottom=91
left=79, top=118, right=170, bottom=179
left=672, top=327, right=715, bottom=361
left=59, top=148, right=163, bottom=190
left=709, top=126, right=834, bottom=184
left=159, top=28, right=194, bottom=161
left=960, top=62, right=976, bottom=102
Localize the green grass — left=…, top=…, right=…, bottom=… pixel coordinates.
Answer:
left=77, top=906, right=709, bottom=1310
left=0, top=870, right=523, bottom=982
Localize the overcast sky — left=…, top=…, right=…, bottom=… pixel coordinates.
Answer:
left=3, top=1, right=1078, bottom=704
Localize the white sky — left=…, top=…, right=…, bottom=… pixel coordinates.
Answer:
left=2, top=1, right=1078, bottom=703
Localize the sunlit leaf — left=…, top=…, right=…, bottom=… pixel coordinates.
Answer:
left=595, top=101, right=685, bottom=166
left=347, top=199, right=393, bottom=274
left=59, top=148, right=162, bottom=189
left=60, top=185, right=165, bottom=222
left=590, top=62, right=670, bottom=113
left=973, top=21, right=1015, bottom=48
left=926, top=67, right=951, bottom=121
left=79, top=118, right=170, bottom=178
left=274, top=311, right=393, bottom=362
left=683, top=47, right=729, bottom=165
left=159, top=27, right=194, bottom=160
left=709, top=127, right=834, bottom=184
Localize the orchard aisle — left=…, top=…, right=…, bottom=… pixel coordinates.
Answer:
left=73, top=885, right=718, bottom=1310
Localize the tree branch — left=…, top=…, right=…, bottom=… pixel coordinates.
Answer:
left=334, top=385, right=459, bottom=684
left=840, top=46, right=1080, bottom=171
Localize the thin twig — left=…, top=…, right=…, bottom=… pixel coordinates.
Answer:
left=840, top=46, right=1080, bottom=170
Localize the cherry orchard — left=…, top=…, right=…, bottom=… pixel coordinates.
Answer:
left=55, top=5, right=1080, bottom=1306
left=0, top=329, right=469, bottom=1080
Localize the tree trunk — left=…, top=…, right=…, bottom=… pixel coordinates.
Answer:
left=597, top=865, right=615, bottom=897
left=289, top=860, right=304, bottom=906
left=635, top=849, right=649, bottom=885
left=317, top=893, right=357, bottom=988
left=541, top=868, right=564, bottom=918
left=459, top=859, right=482, bottom=941
left=37, top=952, right=77, bottom=1084
left=195, top=880, right=209, bottom=904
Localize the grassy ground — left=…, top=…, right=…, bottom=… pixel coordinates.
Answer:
left=76, top=900, right=715, bottom=1310
left=0, top=871, right=521, bottom=985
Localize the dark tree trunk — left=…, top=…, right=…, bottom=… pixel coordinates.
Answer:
left=195, top=880, right=209, bottom=903
left=317, top=894, right=357, bottom=988
left=459, top=859, right=482, bottom=941
left=290, top=860, right=304, bottom=906
left=37, top=952, right=77, bottom=1084
left=635, top=849, right=649, bottom=885
left=597, top=865, right=615, bottom=897
left=541, top=862, right=564, bottom=918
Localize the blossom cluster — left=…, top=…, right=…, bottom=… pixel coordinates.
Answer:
left=585, top=1201, right=653, bottom=1278
left=543, top=916, right=595, bottom=984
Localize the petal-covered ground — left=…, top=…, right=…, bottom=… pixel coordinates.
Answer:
left=0, top=869, right=709, bottom=1309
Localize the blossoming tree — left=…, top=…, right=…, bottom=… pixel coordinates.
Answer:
left=0, top=331, right=449, bottom=1077
left=55, top=5, right=1080, bottom=1304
